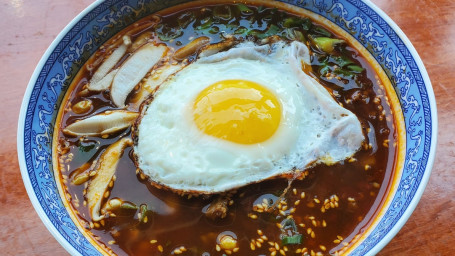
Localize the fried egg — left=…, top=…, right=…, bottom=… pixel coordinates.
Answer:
left=134, top=41, right=364, bottom=193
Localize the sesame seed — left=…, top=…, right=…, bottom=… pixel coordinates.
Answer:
left=271, top=251, right=277, bottom=256
left=322, top=220, right=327, bottom=227
left=216, top=244, right=221, bottom=251
left=275, top=242, right=280, bottom=250
left=365, top=164, right=371, bottom=171
left=233, top=248, right=239, bottom=252
left=311, top=231, right=315, bottom=238
left=158, top=245, right=163, bottom=252
left=280, top=249, right=286, bottom=255
left=300, top=192, right=306, bottom=199
left=314, top=198, right=320, bottom=204
left=292, top=188, right=297, bottom=195
left=294, top=200, right=301, bottom=206
left=334, top=239, right=341, bottom=244
left=174, top=249, right=182, bottom=254
left=320, top=245, right=326, bottom=251
left=108, top=240, right=115, bottom=245
left=250, top=242, right=255, bottom=250
left=261, top=235, right=268, bottom=241
left=150, top=240, right=157, bottom=244
left=312, top=220, right=318, bottom=227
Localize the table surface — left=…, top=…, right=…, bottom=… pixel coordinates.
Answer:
left=1, top=0, right=453, bottom=255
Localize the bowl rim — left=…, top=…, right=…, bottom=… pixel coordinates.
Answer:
left=17, top=1, right=104, bottom=255
left=359, top=0, right=437, bottom=254
left=17, top=0, right=438, bottom=255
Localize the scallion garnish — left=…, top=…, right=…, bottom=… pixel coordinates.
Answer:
left=281, top=234, right=303, bottom=245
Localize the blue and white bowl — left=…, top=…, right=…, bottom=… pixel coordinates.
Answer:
left=17, top=0, right=437, bottom=255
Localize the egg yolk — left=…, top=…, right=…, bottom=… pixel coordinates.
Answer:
left=193, top=79, right=281, bottom=144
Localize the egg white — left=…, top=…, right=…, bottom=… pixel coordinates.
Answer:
left=134, top=41, right=364, bottom=193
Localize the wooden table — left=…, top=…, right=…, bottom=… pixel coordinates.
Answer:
left=0, top=0, right=453, bottom=255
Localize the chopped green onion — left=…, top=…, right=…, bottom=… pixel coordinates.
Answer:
left=312, top=26, right=331, bottom=37
left=333, top=55, right=354, bottom=68
left=155, top=25, right=183, bottom=41
left=283, top=17, right=302, bottom=28
left=248, top=24, right=280, bottom=39
left=347, top=64, right=365, bottom=73
left=281, top=234, right=303, bottom=245
left=237, top=3, right=253, bottom=14
left=319, top=65, right=331, bottom=76
left=234, top=27, right=248, bottom=35
left=196, top=17, right=213, bottom=30
left=120, top=202, right=138, bottom=210
left=312, top=37, right=345, bottom=53
left=139, top=204, right=148, bottom=223
left=209, top=26, right=220, bottom=34
left=285, top=29, right=305, bottom=42
left=79, top=144, right=95, bottom=152
left=283, top=17, right=311, bottom=30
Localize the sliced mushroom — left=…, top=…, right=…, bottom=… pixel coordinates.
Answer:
left=88, top=36, right=131, bottom=90
left=87, top=69, right=118, bottom=92
left=131, top=31, right=154, bottom=52
left=199, top=38, right=236, bottom=58
left=111, top=43, right=168, bottom=107
left=86, top=137, right=133, bottom=222
left=63, top=110, right=139, bottom=136
left=173, top=36, right=211, bottom=60
left=129, top=63, right=184, bottom=108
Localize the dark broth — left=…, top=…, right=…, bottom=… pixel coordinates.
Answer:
left=55, top=2, right=397, bottom=256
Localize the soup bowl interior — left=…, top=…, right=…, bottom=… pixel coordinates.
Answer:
left=18, top=0, right=436, bottom=255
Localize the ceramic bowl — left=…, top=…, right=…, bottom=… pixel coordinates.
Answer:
left=18, top=0, right=437, bottom=255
